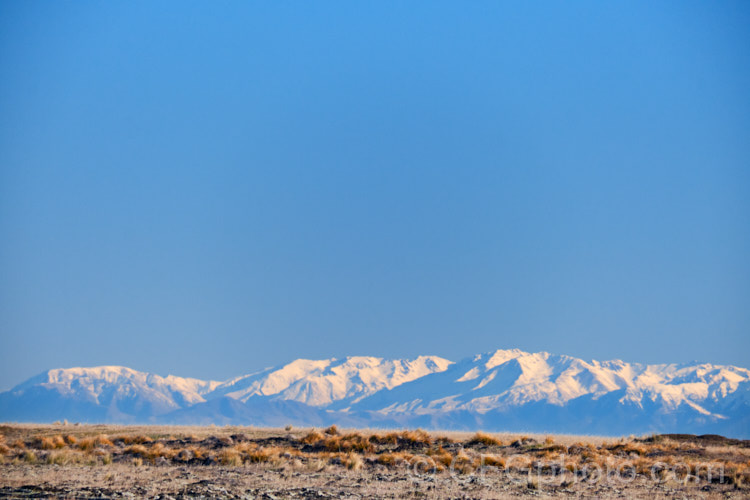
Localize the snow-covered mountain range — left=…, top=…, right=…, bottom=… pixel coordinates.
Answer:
left=1, top=350, right=748, bottom=437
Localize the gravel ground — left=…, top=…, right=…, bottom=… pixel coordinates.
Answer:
left=1, top=462, right=745, bottom=499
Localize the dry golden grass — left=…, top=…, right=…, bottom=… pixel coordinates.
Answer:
left=45, top=449, right=86, bottom=465
left=219, top=448, right=242, bottom=466
left=301, top=430, right=324, bottom=445
left=467, top=432, right=503, bottom=446
left=323, top=433, right=374, bottom=453
left=123, top=444, right=148, bottom=457
left=37, top=435, right=66, bottom=449
left=401, top=429, right=432, bottom=445
left=449, top=450, right=475, bottom=474
left=607, top=441, right=647, bottom=456
left=144, top=442, right=177, bottom=460
left=114, top=434, right=152, bottom=445
left=343, top=452, right=363, bottom=470
left=77, top=434, right=114, bottom=451
left=246, top=446, right=281, bottom=463
left=479, top=454, right=506, bottom=469
left=368, top=431, right=399, bottom=445
left=189, top=445, right=208, bottom=460
left=368, top=429, right=432, bottom=447
left=377, top=452, right=407, bottom=466
left=430, top=452, right=453, bottom=469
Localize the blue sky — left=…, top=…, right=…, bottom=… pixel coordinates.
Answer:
left=1, top=1, right=748, bottom=389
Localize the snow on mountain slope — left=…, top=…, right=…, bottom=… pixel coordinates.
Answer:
left=349, top=349, right=750, bottom=420
left=26, top=366, right=220, bottom=403
left=208, top=356, right=452, bottom=407
left=3, top=366, right=220, bottom=421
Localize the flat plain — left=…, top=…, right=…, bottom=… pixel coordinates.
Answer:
left=1, top=424, right=749, bottom=499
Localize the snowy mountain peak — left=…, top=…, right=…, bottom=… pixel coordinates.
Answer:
left=18, top=366, right=219, bottom=400
left=208, top=355, right=452, bottom=407
left=1, top=351, right=748, bottom=437
left=5, top=366, right=221, bottom=421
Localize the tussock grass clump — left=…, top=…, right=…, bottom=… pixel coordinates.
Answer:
left=145, top=443, right=176, bottom=460
left=480, top=454, right=506, bottom=469
left=323, top=433, right=373, bottom=453
left=77, top=435, right=114, bottom=451
left=450, top=450, right=475, bottom=474
left=544, top=443, right=568, bottom=453
left=219, top=448, right=243, bottom=466
left=38, top=435, right=66, bottom=450
left=174, top=445, right=209, bottom=462
left=368, top=429, right=433, bottom=448
left=426, top=446, right=453, bottom=468
left=324, top=425, right=339, bottom=436
left=120, top=442, right=177, bottom=463
left=228, top=442, right=257, bottom=455
left=608, top=442, right=647, bottom=456
left=246, top=446, right=281, bottom=463
left=400, top=429, right=431, bottom=446
left=369, top=432, right=400, bottom=445
left=377, top=452, right=407, bottom=466
left=301, top=430, right=324, bottom=445
left=468, top=432, right=503, bottom=447
left=633, top=457, right=653, bottom=476
left=22, top=450, right=37, bottom=464
left=115, top=434, right=152, bottom=445
left=97, top=435, right=115, bottom=446
left=46, top=449, right=82, bottom=465
left=301, top=430, right=373, bottom=453
left=188, top=446, right=208, bottom=460
left=123, top=444, right=148, bottom=457
left=343, top=452, right=363, bottom=470
left=76, top=438, right=95, bottom=451
left=233, top=443, right=287, bottom=465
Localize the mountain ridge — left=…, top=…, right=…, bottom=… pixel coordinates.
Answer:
left=1, top=349, right=748, bottom=437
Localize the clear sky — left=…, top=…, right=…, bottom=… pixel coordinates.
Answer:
left=1, top=1, right=749, bottom=390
